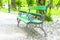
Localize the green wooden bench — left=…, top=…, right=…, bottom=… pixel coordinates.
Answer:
left=17, top=5, right=48, bottom=37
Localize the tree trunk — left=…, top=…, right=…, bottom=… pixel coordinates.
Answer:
left=49, top=0, right=53, bottom=9
left=37, top=0, right=45, bottom=5
left=11, top=0, right=16, bottom=10
left=36, top=0, right=46, bottom=14
left=8, top=0, right=10, bottom=13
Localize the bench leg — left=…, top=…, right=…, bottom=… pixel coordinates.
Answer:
left=17, top=18, right=20, bottom=27
left=40, top=24, right=47, bottom=37
left=26, top=24, right=29, bottom=28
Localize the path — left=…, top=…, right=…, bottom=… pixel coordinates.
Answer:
left=0, top=12, right=27, bottom=40
left=0, top=12, right=43, bottom=40
left=0, top=12, right=60, bottom=40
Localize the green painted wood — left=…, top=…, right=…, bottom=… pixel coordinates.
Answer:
left=29, top=19, right=42, bottom=24
left=19, top=10, right=42, bottom=16
left=17, top=15, right=30, bottom=23
left=19, top=10, right=27, bottom=13
left=29, top=6, right=48, bottom=10
left=28, top=12, right=42, bottom=16
left=17, top=15, right=42, bottom=24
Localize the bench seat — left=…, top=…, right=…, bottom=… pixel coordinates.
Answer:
left=17, top=15, right=42, bottom=24
left=17, top=15, right=29, bottom=23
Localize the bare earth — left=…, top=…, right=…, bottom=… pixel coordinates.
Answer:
left=0, top=12, right=60, bottom=40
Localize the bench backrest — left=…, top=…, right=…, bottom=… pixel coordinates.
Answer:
left=29, top=6, right=48, bottom=11
left=28, top=5, right=49, bottom=22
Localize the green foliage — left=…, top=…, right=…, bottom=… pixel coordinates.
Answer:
left=51, top=9, right=60, bottom=16
left=0, top=0, right=2, bottom=6
left=46, top=12, right=52, bottom=22
left=56, top=0, right=60, bottom=5
left=26, top=0, right=34, bottom=6
left=53, top=0, right=59, bottom=6
left=45, top=16, right=52, bottom=21
left=2, top=0, right=8, bottom=5
left=45, top=10, right=52, bottom=21
left=16, top=0, right=22, bottom=7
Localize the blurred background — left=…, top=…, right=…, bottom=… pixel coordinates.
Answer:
left=0, top=0, right=60, bottom=21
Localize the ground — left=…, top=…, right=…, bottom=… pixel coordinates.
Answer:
left=0, top=12, right=60, bottom=40
left=0, top=12, right=27, bottom=40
